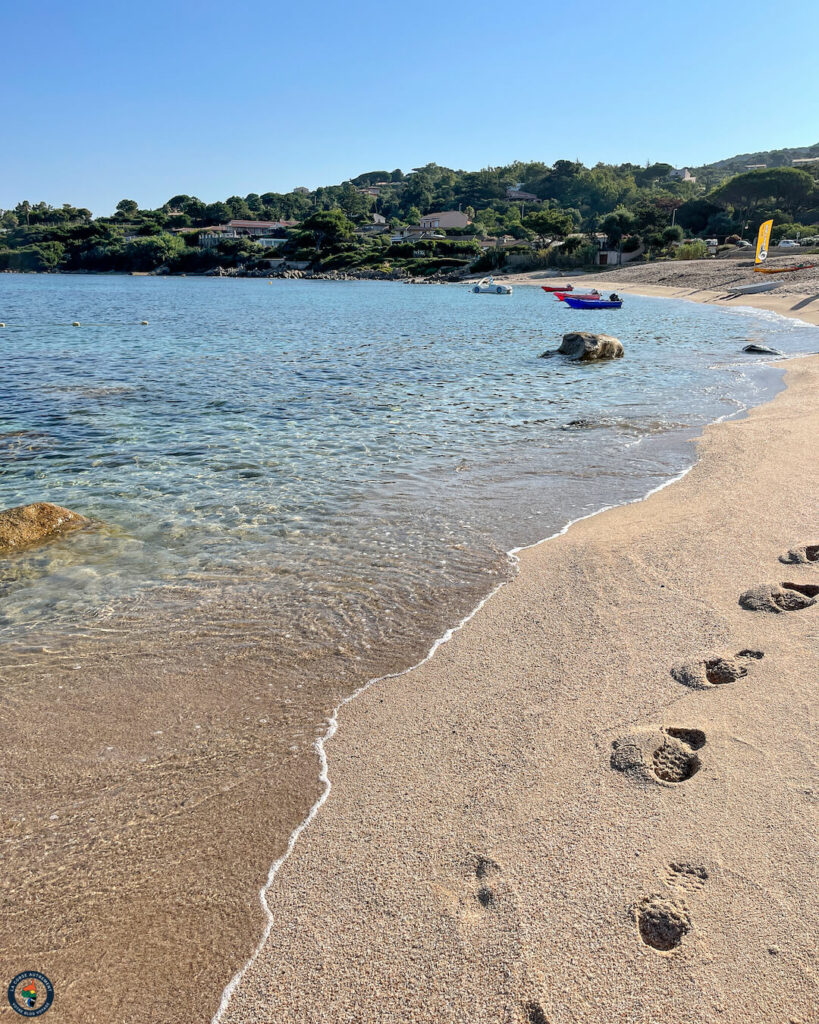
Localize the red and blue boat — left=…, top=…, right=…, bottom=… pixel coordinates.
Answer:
left=554, top=290, right=602, bottom=302
left=563, top=296, right=623, bottom=309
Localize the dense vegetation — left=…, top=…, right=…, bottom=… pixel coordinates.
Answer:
left=2, top=143, right=817, bottom=276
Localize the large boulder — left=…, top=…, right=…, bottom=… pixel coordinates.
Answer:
left=0, top=502, right=90, bottom=554
left=541, top=332, right=624, bottom=361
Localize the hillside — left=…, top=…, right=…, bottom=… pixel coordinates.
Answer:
left=694, top=142, right=819, bottom=186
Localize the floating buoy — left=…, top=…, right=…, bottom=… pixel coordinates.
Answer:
left=0, top=323, right=5, bottom=328
left=141, top=320, right=149, bottom=325
left=72, top=321, right=81, bottom=327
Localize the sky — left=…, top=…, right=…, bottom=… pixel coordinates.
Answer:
left=2, top=0, right=818, bottom=215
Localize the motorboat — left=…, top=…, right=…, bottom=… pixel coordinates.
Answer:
left=472, top=276, right=513, bottom=294
left=563, top=296, right=623, bottom=309
left=554, top=289, right=602, bottom=301
left=541, top=284, right=573, bottom=292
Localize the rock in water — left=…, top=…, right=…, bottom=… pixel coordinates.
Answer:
left=742, top=343, right=783, bottom=355
left=0, top=502, right=90, bottom=553
left=540, top=332, right=624, bottom=361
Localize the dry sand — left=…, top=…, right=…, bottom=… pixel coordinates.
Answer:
left=219, top=355, right=819, bottom=1024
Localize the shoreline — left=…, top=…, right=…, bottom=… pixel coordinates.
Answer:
left=496, top=263, right=819, bottom=328
left=218, top=354, right=819, bottom=1023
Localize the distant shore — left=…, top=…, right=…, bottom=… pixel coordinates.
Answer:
left=219, top=354, right=819, bottom=1024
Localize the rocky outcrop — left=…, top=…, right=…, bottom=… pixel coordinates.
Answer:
left=540, top=332, right=624, bottom=361
left=743, top=343, right=782, bottom=355
left=0, top=502, right=90, bottom=553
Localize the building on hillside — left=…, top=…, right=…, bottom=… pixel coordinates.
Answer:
left=357, top=213, right=389, bottom=235
left=669, top=167, right=696, bottom=182
left=198, top=220, right=297, bottom=247
left=356, top=186, right=382, bottom=197
left=389, top=225, right=445, bottom=242
left=226, top=219, right=297, bottom=236
left=792, top=157, right=819, bottom=166
left=745, top=164, right=767, bottom=170
left=505, top=188, right=541, bottom=203
left=419, top=210, right=470, bottom=230
left=293, top=186, right=311, bottom=194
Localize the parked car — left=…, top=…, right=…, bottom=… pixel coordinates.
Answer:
left=735, top=240, right=752, bottom=248
left=778, top=239, right=799, bottom=248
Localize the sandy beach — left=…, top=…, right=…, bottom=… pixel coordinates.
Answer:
left=218, top=351, right=819, bottom=1024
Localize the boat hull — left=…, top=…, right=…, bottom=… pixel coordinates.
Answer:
left=563, top=297, right=623, bottom=309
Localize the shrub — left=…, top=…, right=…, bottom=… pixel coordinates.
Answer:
left=770, top=221, right=819, bottom=243
left=674, top=240, right=709, bottom=260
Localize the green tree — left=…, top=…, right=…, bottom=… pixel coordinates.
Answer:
left=711, top=167, right=816, bottom=220
left=300, top=209, right=355, bottom=251
left=523, top=208, right=574, bottom=240
left=116, top=199, right=139, bottom=217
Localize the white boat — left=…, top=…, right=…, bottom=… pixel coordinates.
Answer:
left=472, top=275, right=513, bottom=294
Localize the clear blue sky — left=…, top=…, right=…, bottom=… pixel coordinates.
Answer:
left=3, top=0, right=817, bottom=215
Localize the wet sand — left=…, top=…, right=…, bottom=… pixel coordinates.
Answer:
left=219, top=356, right=819, bottom=1024
left=0, top=577, right=502, bottom=1023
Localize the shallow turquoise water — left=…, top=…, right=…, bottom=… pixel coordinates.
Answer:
left=1, top=274, right=817, bottom=648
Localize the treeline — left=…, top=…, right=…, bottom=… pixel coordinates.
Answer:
left=1, top=154, right=818, bottom=276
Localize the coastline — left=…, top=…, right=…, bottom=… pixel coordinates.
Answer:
left=219, top=355, right=819, bottom=1024
left=3, top=276, right=817, bottom=1024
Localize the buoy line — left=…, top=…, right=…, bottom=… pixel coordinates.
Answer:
left=0, top=320, right=150, bottom=327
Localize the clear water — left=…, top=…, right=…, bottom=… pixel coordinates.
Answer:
left=1, top=274, right=817, bottom=651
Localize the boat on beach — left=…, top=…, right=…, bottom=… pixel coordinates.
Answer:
left=472, top=276, right=513, bottom=294
left=753, top=262, right=816, bottom=275
left=563, top=296, right=623, bottom=309
left=725, top=280, right=783, bottom=296
left=554, top=290, right=602, bottom=301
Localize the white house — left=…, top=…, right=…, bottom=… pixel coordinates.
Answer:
left=669, top=167, right=697, bottom=183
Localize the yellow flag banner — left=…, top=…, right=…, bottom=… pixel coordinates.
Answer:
left=755, top=219, right=773, bottom=265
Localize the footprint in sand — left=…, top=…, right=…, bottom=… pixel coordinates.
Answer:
left=611, top=727, right=705, bottom=785
left=523, top=1000, right=550, bottom=1024
left=634, top=861, right=707, bottom=952
left=474, top=855, right=501, bottom=909
left=739, top=582, right=819, bottom=613
left=634, top=894, right=691, bottom=951
left=664, top=861, right=709, bottom=894
left=672, top=649, right=764, bottom=689
left=780, top=543, right=819, bottom=565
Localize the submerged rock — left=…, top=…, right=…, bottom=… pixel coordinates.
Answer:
left=742, top=343, right=783, bottom=355
left=0, top=502, right=90, bottom=553
left=540, top=332, right=624, bottom=361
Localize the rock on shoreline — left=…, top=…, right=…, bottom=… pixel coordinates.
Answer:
left=541, top=332, right=624, bottom=361
left=0, top=502, right=90, bottom=553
